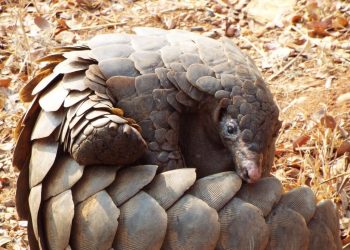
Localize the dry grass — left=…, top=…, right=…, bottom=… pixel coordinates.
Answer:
left=0, top=0, right=350, bottom=248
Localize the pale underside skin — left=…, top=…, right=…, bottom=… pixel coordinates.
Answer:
left=13, top=27, right=341, bottom=250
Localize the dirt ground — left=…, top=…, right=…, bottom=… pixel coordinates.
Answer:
left=0, top=0, right=350, bottom=248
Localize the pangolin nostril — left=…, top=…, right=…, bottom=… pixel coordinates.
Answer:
left=242, top=168, right=249, bottom=181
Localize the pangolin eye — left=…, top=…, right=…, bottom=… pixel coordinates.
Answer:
left=227, top=125, right=236, bottom=134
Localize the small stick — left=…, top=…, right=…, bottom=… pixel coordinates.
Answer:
left=320, top=171, right=350, bottom=184
left=267, top=41, right=308, bottom=82
left=239, top=35, right=266, bottom=59
left=70, top=22, right=127, bottom=31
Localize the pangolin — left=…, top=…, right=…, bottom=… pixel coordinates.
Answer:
left=13, top=27, right=341, bottom=250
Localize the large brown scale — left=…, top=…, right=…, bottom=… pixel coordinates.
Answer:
left=13, top=27, right=342, bottom=250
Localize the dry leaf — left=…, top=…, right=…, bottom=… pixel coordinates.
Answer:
left=291, top=14, right=303, bottom=24
left=54, top=19, right=70, bottom=36
left=246, top=0, right=296, bottom=24
left=293, top=134, right=311, bottom=151
left=0, top=93, right=6, bottom=110
left=307, top=20, right=331, bottom=37
left=306, top=1, right=319, bottom=21
left=76, top=0, right=102, bottom=9
left=320, top=115, right=336, bottom=130
left=0, top=177, right=10, bottom=189
left=294, top=37, right=306, bottom=45
left=225, top=24, right=238, bottom=37
left=275, top=145, right=293, bottom=157
left=19, top=73, right=28, bottom=82
left=34, top=15, right=51, bottom=30
left=213, top=4, right=227, bottom=14
left=0, top=78, right=10, bottom=88
left=55, top=30, right=76, bottom=44
left=336, top=140, right=350, bottom=157
left=332, top=16, right=348, bottom=29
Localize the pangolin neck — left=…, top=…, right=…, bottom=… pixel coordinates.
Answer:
left=179, top=101, right=233, bottom=178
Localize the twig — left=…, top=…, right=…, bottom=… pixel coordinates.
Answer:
left=70, top=22, right=127, bottom=31
left=291, top=25, right=309, bottom=40
left=320, top=171, right=350, bottom=184
left=17, top=0, right=32, bottom=64
left=13, top=53, right=29, bottom=84
left=267, top=40, right=309, bottom=82
left=31, top=0, right=42, bottom=15
left=239, top=35, right=266, bottom=59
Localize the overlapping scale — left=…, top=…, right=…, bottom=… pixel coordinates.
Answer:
left=72, top=165, right=117, bottom=204
left=98, top=58, right=140, bottom=78
left=44, top=190, right=74, bottom=250
left=88, top=33, right=131, bottom=48
left=163, top=194, right=220, bottom=250
left=62, top=71, right=87, bottom=91
left=71, top=118, right=147, bottom=166
left=28, top=184, right=44, bottom=249
left=130, top=35, right=167, bottom=51
left=42, top=155, right=84, bottom=200
left=275, top=186, right=316, bottom=223
left=113, top=191, right=167, bottom=250
left=107, top=165, right=158, bottom=206
left=130, top=51, right=164, bottom=74
left=16, top=166, right=30, bottom=219
left=31, top=109, right=64, bottom=140
left=29, top=135, right=59, bottom=188
left=63, top=89, right=92, bottom=107
left=146, top=168, right=196, bottom=210
left=309, top=200, right=342, bottom=249
left=266, top=206, right=309, bottom=250
left=32, top=71, right=62, bottom=96
left=19, top=69, right=52, bottom=102
left=236, top=176, right=283, bottom=216
left=39, top=80, right=70, bottom=112
left=135, top=73, right=161, bottom=95
left=71, top=191, right=119, bottom=250
left=186, top=63, right=215, bottom=86
left=308, top=216, right=337, bottom=250
left=13, top=97, right=40, bottom=171
left=188, top=171, right=242, bottom=211
left=218, top=198, right=269, bottom=250
left=92, top=44, right=134, bottom=61
left=54, top=58, right=90, bottom=75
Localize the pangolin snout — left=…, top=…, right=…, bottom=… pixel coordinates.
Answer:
left=234, top=149, right=263, bottom=183
left=241, top=160, right=262, bottom=183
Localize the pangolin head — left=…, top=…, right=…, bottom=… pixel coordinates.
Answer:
left=214, top=74, right=281, bottom=183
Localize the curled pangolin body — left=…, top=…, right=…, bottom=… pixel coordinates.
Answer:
left=13, top=27, right=341, bottom=249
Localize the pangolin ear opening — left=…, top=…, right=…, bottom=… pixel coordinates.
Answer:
left=213, top=98, right=231, bottom=123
